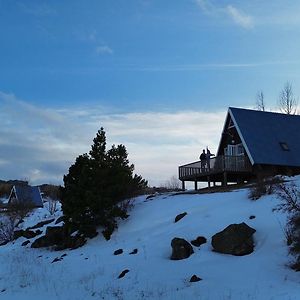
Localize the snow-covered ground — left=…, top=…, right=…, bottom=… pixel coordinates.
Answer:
left=0, top=180, right=299, bottom=300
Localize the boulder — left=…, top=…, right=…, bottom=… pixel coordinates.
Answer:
left=174, top=212, right=187, bottom=223
left=170, top=237, right=194, bottom=260
left=211, top=222, right=256, bottom=256
left=14, top=229, right=42, bottom=240
left=191, top=236, right=207, bottom=247
left=28, top=219, right=55, bottom=229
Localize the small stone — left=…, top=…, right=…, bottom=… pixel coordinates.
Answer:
left=249, top=215, right=256, bottom=219
left=118, top=269, right=129, bottom=279
left=1, top=289, right=6, bottom=292
left=191, top=236, right=207, bottom=247
left=61, top=253, right=67, bottom=258
left=129, top=248, right=138, bottom=255
left=174, top=212, right=187, bottom=223
left=51, top=257, right=62, bottom=263
left=21, top=240, right=30, bottom=246
left=190, top=275, right=202, bottom=282
left=114, top=249, right=123, bottom=255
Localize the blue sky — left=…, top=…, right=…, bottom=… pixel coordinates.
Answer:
left=1, top=0, right=300, bottom=185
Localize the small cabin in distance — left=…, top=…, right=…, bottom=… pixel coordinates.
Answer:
left=179, top=107, right=300, bottom=190
left=8, top=185, right=43, bottom=208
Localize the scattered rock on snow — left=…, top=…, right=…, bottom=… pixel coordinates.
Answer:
left=129, top=248, right=138, bottom=255
left=191, top=236, right=207, bottom=247
left=174, top=212, right=187, bottom=223
left=118, top=269, right=129, bottom=279
left=14, top=229, right=42, bottom=240
left=211, top=222, right=256, bottom=256
left=28, top=218, right=55, bottom=229
left=114, top=249, right=123, bottom=255
left=170, top=237, right=194, bottom=260
left=190, top=275, right=202, bottom=282
left=51, top=257, right=63, bottom=263
left=249, top=215, right=256, bottom=219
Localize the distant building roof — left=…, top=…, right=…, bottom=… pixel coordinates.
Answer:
left=9, top=185, right=43, bottom=207
left=229, top=107, right=300, bottom=167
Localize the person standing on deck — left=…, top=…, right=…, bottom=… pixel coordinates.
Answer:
left=206, top=147, right=215, bottom=171
left=200, top=149, right=206, bottom=171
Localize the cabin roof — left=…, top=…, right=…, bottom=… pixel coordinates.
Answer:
left=228, top=107, right=300, bottom=167
left=9, top=185, right=43, bottom=207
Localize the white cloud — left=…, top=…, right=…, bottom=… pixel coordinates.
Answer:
left=195, top=0, right=254, bottom=29
left=0, top=92, right=226, bottom=186
left=226, top=5, right=254, bottom=29
left=96, top=45, right=113, bottom=55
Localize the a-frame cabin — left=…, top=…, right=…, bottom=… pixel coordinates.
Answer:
left=179, top=107, right=300, bottom=190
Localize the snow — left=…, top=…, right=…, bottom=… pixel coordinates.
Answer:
left=0, top=180, right=300, bottom=300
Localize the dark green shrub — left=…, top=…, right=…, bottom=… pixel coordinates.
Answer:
left=61, top=127, right=147, bottom=240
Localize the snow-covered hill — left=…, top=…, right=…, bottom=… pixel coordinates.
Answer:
left=0, top=181, right=299, bottom=300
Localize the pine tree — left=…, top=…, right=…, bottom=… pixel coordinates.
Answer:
left=61, top=127, right=147, bottom=239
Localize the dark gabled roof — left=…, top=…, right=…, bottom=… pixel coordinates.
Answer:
left=229, top=107, right=300, bottom=167
left=9, top=185, right=43, bottom=207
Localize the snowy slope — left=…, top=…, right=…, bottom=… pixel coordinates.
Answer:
left=0, top=182, right=299, bottom=300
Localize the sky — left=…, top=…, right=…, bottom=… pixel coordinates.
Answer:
left=1, top=0, right=300, bottom=186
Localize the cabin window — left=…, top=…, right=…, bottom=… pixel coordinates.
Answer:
left=279, top=142, right=289, bottom=151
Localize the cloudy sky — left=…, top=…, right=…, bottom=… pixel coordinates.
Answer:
left=1, top=0, right=300, bottom=186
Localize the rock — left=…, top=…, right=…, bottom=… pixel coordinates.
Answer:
left=249, top=215, right=256, bottom=220
left=55, top=216, right=65, bottom=225
left=31, top=226, right=65, bottom=248
left=1, top=289, right=6, bottom=293
left=61, top=253, right=67, bottom=258
left=114, top=249, right=123, bottom=255
left=51, top=257, right=62, bottom=263
left=80, top=224, right=98, bottom=239
left=0, top=241, right=9, bottom=246
left=129, top=248, right=138, bottom=255
left=28, top=219, right=55, bottom=229
left=211, top=222, right=256, bottom=256
left=14, top=229, right=42, bottom=240
left=191, top=236, right=207, bottom=247
left=21, top=240, right=30, bottom=246
left=190, top=275, right=202, bottom=282
left=118, top=269, right=129, bottom=279
left=170, top=237, right=194, bottom=260
left=174, top=212, right=187, bottom=223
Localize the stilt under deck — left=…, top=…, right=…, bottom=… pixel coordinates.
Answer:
left=179, top=155, right=253, bottom=190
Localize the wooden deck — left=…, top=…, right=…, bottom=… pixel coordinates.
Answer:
left=179, top=155, right=253, bottom=185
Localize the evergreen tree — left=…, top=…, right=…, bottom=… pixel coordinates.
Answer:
left=61, top=127, right=147, bottom=239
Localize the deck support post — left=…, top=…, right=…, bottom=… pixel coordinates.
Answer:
left=213, top=181, right=216, bottom=187
left=181, top=180, right=185, bottom=191
left=194, top=180, right=198, bottom=191
left=207, top=176, right=211, bottom=188
left=223, top=172, right=227, bottom=186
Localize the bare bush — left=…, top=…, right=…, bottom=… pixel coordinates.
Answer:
left=45, top=198, right=59, bottom=215
left=161, top=176, right=181, bottom=191
left=275, top=181, right=300, bottom=270
left=249, top=176, right=283, bottom=200
left=0, top=216, right=15, bottom=244
left=274, top=182, right=300, bottom=213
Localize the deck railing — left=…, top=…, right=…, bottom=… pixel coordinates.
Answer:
left=178, top=155, right=252, bottom=180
